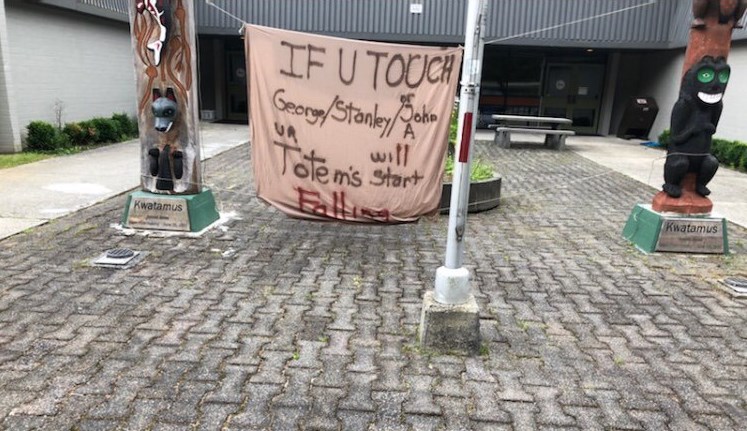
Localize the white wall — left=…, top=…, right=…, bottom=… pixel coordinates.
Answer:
left=715, top=41, right=747, bottom=142
left=6, top=1, right=135, bottom=137
left=0, top=0, right=21, bottom=153
left=638, top=44, right=747, bottom=143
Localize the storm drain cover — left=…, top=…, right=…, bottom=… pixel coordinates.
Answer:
left=107, top=248, right=135, bottom=259
left=92, top=248, right=143, bottom=269
left=722, top=277, right=747, bottom=293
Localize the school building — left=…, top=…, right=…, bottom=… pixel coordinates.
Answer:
left=1, top=0, right=746, bottom=153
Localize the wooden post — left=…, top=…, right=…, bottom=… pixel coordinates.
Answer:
left=683, top=0, right=743, bottom=74
left=652, top=0, right=743, bottom=214
left=122, top=1, right=219, bottom=232
left=128, top=0, right=202, bottom=195
left=624, top=0, right=739, bottom=253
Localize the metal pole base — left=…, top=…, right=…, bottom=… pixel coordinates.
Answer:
left=434, top=266, right=471, bottom=305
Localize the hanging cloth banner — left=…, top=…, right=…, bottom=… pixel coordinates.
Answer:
left=245, top=25, right=462, bottom=223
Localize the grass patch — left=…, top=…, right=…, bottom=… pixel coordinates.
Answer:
left=0, top=143, right=108, bottom=170
left=0, top=152, right=53, bottom=169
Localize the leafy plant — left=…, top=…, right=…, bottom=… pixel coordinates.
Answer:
left=77, top=120, right=100, bottom=144
left=444, top=102, right=494, bottom=182
left=658, top=129, right=747, bottom=173
left=444, top=155, right=494, bottom=182
left=26, top=121, right=71, bottom=152
left=111, top=113, right=138, bottom=138
left=26, top=111, right=139, bottom=155
left=63, top=122, right=90, bottom=146
left=657, top=129, right=671, bottom=149
left=90, top=117, right=120, bottom=143
left=448, top=105, right=459, bottom=156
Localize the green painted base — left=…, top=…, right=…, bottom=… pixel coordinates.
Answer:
left=122, top=189, right=220, bottom=233
left=623, top=204, right=729, bottom=254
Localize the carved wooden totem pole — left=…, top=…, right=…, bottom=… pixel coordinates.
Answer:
left=623, top=0, right=741, bottom=254
left=122, top=0, right=219, bottom=232
left=653, top=0, right=745, bottom=214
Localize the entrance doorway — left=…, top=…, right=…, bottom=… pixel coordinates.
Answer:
left=542, top=63, right=605, bottom=134
left=226, top=50, right=248, bottom=122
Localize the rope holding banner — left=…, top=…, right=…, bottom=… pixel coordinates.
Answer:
left=485, top=1, right=658, bottom=45
left=204, top=0, right=247, bottom=34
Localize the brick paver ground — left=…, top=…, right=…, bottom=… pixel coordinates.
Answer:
left=1, top=141, right=745, bottom=430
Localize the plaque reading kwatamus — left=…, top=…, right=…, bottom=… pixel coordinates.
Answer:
left=127, top=197, right=190, bottom=231
left=656, top=217, right=725, bottom=254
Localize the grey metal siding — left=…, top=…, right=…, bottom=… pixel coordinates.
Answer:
left=39, top=0, right=128, bottom=21
left=194, top=0, right=693, bottom=48
left=196, top=0, right=465, bottom=42
left=33, top=0, right=747, bottom=46
left=77, top=0, right=129, bottom=14
left=485, top=0, right=677, bottom=47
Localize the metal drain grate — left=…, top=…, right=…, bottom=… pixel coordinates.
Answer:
left=722, top=277, right=747, bottom=293
left=107, top=248, right=135, bottom=259
left=92, top=248, right=143, bottom=269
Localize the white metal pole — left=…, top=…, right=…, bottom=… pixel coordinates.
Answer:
left=434, top=0, right=486, bottom=305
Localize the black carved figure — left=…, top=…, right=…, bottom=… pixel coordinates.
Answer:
left=148, top=88, right=183, bottom=191
left=664, top=56, right=730, bottom=198
left=692, top=0, right=747, bottom=28
left=148, top=144, right=184, bottom=191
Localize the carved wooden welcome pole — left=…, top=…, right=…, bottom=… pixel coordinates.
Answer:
left=122, top=0, right=220, bottom=232
left=623, top=0, right=743, bottom=254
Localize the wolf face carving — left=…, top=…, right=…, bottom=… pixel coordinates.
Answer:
left=663, top=56, right=730, bottom=198
left=152, top=88, right=178, bottom=132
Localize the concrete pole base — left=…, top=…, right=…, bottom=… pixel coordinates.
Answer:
left=419, top=291, right=481, bottom=355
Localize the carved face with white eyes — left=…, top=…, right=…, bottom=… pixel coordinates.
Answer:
left=684, top=56, right=730, bottom=106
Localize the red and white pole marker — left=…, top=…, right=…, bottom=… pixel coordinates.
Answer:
left=434, top=0, right=487, bottom=305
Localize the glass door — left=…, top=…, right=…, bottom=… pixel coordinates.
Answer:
left=542, top=63, right=605, bottom=134
left=226, top=51, right=248, bottom=122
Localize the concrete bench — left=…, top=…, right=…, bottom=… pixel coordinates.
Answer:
left=490, top=125, right=575, bottom=150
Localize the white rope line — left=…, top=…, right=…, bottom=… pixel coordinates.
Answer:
left=645, top=151, right=713, bottom=186
left=204, top=0, right=247, bottom=32
left=485, top=0, right=658, bottom=44
left=203, top=0, right=656, bottom=44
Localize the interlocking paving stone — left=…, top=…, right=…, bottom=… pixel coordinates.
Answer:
left=0, top=141, right=746, bottom=428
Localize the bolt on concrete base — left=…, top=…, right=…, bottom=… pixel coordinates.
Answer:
left=419, top=291, right=480, bottom=355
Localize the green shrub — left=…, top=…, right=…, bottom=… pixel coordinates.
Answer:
left=26, top=121, right=71, bottom=152
left=63, top=122, right=88, bottom=146
left=26, top=121, right=57, bottom=151
left=90, top=117, right=120, bottom=143
left=738, top=148, right=747, bottom=171
left=661, top=129, right=747, bottom=173
left=77, top=120, right=99, bottom=144
left=711, top=138, right=729, bottom=160
left=657, top=129, right=671, bottom=149
left=448, top=107, right=458, bottom=154
left=111, top=113, right=138, bottom=138
left=719, top=140, right=747, bottom=170
left=725, top=141, right=746, bottom=166
left=471, top=158, right=494, bottom=181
